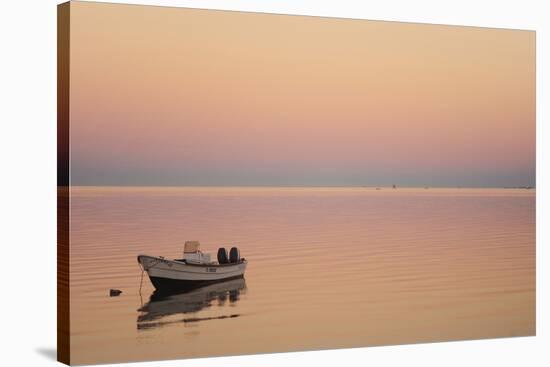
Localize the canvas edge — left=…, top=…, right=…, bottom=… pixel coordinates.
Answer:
left=57, top=1, right=71, bottom=365
left=71, top=0, right=536, bottom=32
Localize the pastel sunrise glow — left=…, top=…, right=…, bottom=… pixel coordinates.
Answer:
left=69, top=2, right=535, bottom=187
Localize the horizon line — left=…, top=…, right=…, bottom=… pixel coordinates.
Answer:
left=60, top=185, right=536, bottom=189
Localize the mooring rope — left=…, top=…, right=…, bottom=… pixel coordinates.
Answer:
left=139, top=264, right=145, bottom=296
left=138, top=257, right=162, bottom=297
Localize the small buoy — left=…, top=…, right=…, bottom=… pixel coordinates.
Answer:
left=109, top=289, right=122, bottom=297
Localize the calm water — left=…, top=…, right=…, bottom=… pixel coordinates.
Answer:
left=69, top=187, right=535, bottom=365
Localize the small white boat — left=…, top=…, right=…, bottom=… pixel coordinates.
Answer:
left=137, top=241, right=247, bottom=293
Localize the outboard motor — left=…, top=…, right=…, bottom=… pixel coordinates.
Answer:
left=217, top=247, right=229, bottom=264
left=229, top=247, right=240, bottom=263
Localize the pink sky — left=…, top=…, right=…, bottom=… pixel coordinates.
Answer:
left=69, top=3, right=535, bottom=187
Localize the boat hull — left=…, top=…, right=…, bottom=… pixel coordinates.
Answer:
left=137, top=255, right=247, bottom=293
left=149, top=274, right=245, bottom=293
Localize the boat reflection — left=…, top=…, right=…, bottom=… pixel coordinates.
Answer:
left=137, top=278, right=247, bottom=330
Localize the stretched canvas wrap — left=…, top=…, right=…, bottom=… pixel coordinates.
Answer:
left=57, top=1, right=536, bottom=365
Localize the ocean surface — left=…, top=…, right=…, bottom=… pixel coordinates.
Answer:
left=69, top=187, right=535, bottom=364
